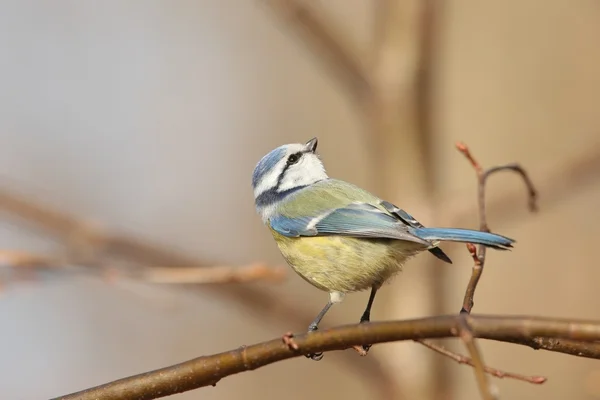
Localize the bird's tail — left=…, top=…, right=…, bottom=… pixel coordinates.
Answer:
left=411, top=227, right=515, bottom=250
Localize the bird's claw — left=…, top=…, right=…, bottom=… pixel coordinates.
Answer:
left=305, top=352, right=324, bottom=361
left=305, top=325, right=324, bottom=361
left=357, top=319, right=372, bottom=355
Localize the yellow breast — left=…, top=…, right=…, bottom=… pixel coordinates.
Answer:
left=270, top=228, right=425, bottom=293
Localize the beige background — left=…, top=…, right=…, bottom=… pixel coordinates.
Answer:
left=1, top=1, right=599, bottom=399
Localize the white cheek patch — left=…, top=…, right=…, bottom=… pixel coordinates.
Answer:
left=277, top=155, right=327, bottom=192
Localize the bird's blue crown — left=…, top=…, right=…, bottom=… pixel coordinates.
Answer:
left=252, top=146, right=286, bottom=189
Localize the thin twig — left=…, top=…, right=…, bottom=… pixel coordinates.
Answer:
left=0, top=250, right=77, bottom=284
left=139, top=264, right=286, bottom=284
left=444, top=144, right=600, bottom=228
left=460, top=242, right=484, bottom=314
left=455, top=142, right=539, bottom=314
left=51, top=314, right=600, bottom=400
left=453, top=143, right=540, bottom=399
left=458, top=318, right=496, bottom=400
left=0, top=250, right=287, bottom=286
left=0, top=250, right=61, bottom=269
left=489, top=336, right=600, bottom=359
left=417, top=339, right=546, bottom=384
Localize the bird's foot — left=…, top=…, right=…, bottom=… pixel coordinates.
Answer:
left=305, top=325, right=324, bottom=361
left=306, top=352, right=324, bottom=361
left=356, top=318, right=372, bottom=355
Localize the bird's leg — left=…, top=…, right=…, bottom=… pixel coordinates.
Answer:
left=360, top=286, right=378, bottom=323
left=305, top=292, right=344, bottom=361
left=358, top=286, right=378, bottom=353
left=305, top=300, right=333, bottom=361
left=308, top=301, right=333, bottom=332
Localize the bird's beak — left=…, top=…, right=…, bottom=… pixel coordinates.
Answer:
left=305, top=137, right=318, bottom=153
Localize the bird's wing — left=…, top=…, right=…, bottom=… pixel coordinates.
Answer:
left=379, top=200, right=453, bottom=263
left=379, top=200, right=426, bottom=228
left=270, top=202, right=431, bottom=245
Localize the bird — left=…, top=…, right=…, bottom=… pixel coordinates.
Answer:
left=252, top=137, right=515, bottom=360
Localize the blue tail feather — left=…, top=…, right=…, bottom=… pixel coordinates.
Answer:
left=412, top=227, right=515, bottom=250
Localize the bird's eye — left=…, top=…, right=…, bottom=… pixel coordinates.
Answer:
left=287, top=153, right=301, bottom=165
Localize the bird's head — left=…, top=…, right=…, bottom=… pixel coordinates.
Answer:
left=252, top=137, right=328, bottom=203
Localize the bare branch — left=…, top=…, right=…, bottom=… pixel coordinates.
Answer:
left=488, top=336, right=600, bottom=360
left=448, top=144, right=600, bottom=367
left=455, top=142, right=539, bottom=314
left=0, top=250, right=286, bottom=286
left=457, top=318, right=496, bottom=400
left=138, top=264, right=286, bottom=284
left=263, top=0, right=371, bottom=102
left=0, top=250, right=75, bottom=285
left=51, top=314, right=600, bottom=400
left=417, top=339, right=546, bottom=384
left=445, top=144, right=600, bottom=228
left=0, top=250, right=60, bottom=269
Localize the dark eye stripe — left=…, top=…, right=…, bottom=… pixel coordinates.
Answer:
left=274, top=152, right=303, bottom=190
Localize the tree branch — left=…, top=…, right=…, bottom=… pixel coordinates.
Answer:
left=51, top=314, right=600, bottom=400
left=444, top=144, right=600, bottom=228
left=137, top=263, right=286, bottom=284
left=456, top=142, right=538, bottom=314
left=452, top=142, right=539, bottom=398
left=0, top=250, right=286, bottom=286
left=457, top=317, right=496, bottom=400
left=447, top=145, right=600, bottom=371
left=417, top=340, right=546, bottom=384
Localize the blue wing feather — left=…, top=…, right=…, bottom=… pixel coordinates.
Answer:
left=269, top=215, right=315, bottom=236
left=270, top=202, right=430, bottom=245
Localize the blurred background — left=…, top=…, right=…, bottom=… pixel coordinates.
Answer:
left=1, top=1, right=599, bottom=399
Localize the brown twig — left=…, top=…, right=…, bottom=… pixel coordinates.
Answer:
left=439, top=145, right=600, bottom=362
left=417, top=339, right=546, bottom=384
left=0, top=250, right=287, bottom=286
left=453, top=143, right=540, bottom=398
left=0, top=250, right=76, bottom=284
left=263, top=0, right=371, bottom=102
left=455, top=142, right=538, bottom=314
left=139, top=264, right=287, bottom=284
left=490, top=336, right=600, bottom=359
left=0, top=250, right=60, bottom=269
left=51, top=314, right=600, bottom=400
left=457, top=318, right=496, bottom=400
left=444, top=144, right=600, bottom=229
left=461, top=242, right=483, bottom=314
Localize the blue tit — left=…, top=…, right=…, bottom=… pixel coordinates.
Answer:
left=252, top=137, right=514, bottom=360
